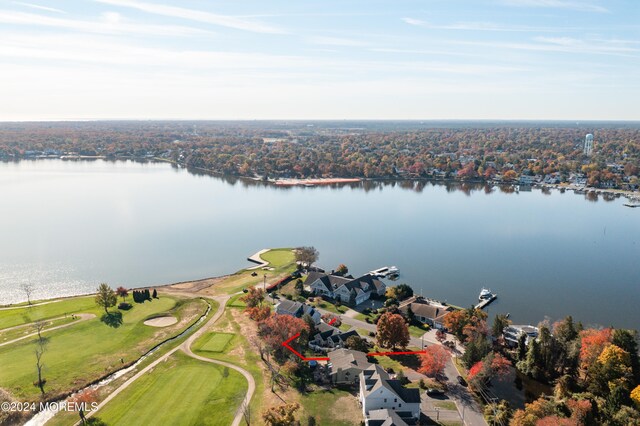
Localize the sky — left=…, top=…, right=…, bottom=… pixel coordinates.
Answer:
left=0, top=0, right=638, bottom=120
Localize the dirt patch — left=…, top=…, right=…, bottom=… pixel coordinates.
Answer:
left=144, top=316, right=178, bottom=327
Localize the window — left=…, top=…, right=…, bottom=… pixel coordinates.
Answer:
left=384, top=399, right=387, bottom=403
left=394, top=398, right=397, bottom=402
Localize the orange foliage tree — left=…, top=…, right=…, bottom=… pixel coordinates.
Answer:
left=579, top=328, right=612, bottom=373
left=418, top=345, right=449, bottom=378
left=376, top=312, right=409, bottom=349
left=258, top=314, right=310, bottom=361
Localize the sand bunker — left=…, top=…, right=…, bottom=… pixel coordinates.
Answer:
left=144, top=316, right=177, bottom=327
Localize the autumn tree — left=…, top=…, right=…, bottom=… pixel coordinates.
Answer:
left=579, top=328, right=612, bottom=377
left=95, top=283, right=117, bottom=314
left=335, top=264, right=348, bottom=276
left=510, top=397, right=559, bottom=426
left=484, top=400, right=512, bottom=426
left=385, top=284, right=414, bottom=301
left=418, top=345, right=449, bottom=378
left=376, top=312, right=409, bottom=349
left=246, top=306, right=271, bottom=322
left=241, top=287, right=265, bottom=308
left=115, top=286, right=128, bottom=303
left=295, top=247, right=319, bottom=267
left=345, top=335, right=369, bottom=353
left=258, top=314, right=310, bottom=361
left=632, top=385, right=640, bottom=407
left=467, top=352, right=511, bottom=389
left=262, top=402, right=300, bottom=426
left=612, top=329, right=640, bottom=383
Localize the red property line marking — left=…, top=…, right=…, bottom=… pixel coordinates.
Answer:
left=282, top=333, right=330, bottom=361
left=327, top=317, right=337, bottom=326
left=281, top=333, right=426, bottom=362
left=367, top=350, right=427, bottom=357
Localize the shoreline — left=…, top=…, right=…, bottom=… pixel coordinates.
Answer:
left=4, top=157, right=638, bottom=199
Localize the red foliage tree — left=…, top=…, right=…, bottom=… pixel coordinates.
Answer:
left=418, top=345, right=450, bottom=378
left=579, top=328, right=612, bottom=372
left=258, top=314, right=310, bottom=360
left=115, top=286, right=128, bottom=302
left=241, top=287, right=265, bottom=308
left=246, top=306, right=271, bottom=322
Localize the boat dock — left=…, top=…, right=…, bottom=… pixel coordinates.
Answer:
left=475, top=294, right=498, bottom=310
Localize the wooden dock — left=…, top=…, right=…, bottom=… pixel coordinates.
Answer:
left=475, top=294, right=497, bottom=310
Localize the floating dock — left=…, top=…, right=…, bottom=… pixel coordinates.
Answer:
left=475, top=294, right=498, bottom=310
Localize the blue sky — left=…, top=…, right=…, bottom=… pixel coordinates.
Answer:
left=0, top=0, right=638, bottom=120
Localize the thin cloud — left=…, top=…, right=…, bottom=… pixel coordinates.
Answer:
left=11, top=1, right=65, bottom=14
left=402, top=17, right=580, bottom=32
left=94, top=0, right=285, bottom=34
left=0, top=10, right=210, bottom=36
left=500, top=0, right=609, bottom=13
left=307, top=36, right=368, bottom=47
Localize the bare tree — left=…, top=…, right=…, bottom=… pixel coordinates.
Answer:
left=21, top=282, right=34, bottom=306
left=33, top=320, right=48, bottom=395
left=294, top=246, right=319, bottom=268
left=241, top=397, right=252, bottom=425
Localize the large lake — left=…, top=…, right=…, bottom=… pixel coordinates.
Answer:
left=0, top=160, right=638, bottom=329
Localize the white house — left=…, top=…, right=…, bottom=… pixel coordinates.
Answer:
left=359, top=365, right=421, bottom=420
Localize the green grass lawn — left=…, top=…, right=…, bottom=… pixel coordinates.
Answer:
left=434, top=401, right=458, bottom=410
left=0, top=296, right=208, bottom=400
left=338, top=323, right=352, bottom=331
left=299, top=388, right=362, bottom=426
left=0, top=296, right=99, bottom=330
left=196, top=332, right=235, bottom=353
left=310, top=298, right=348, bottom=315
left=212, top=248, right=297, bottom=295
left=96, top=351, right=247, bottom=426
left=227, top=293, right=247, bottom=308
left=409, top=324, right=429, bottom=338
left=0, top=316, right=79, bottom=344
left=259, top=248, right=294, bottom=266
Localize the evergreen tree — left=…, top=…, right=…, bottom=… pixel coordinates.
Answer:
left=152, top=289, right=158, bottom=299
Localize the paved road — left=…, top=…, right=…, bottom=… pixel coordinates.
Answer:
left=0, top=314, right=95, bottom=348
left=83, top=295, right=256, bottom=426
left=320, top=307, right=487, bottom=426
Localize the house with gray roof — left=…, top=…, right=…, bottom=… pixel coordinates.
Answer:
left=308, top=271, right=386, bottom=306
left=275, top=299, right=321, bottom=324
left=327, top=348, right=372, bottom=385
left=359, top=364, right=421, bottom=420
left=399, top=296, right=453, bottom=330
left=366, top=409, right=417, bottom=426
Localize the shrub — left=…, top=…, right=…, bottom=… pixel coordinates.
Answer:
left=118, top=302, right=132, bottom=310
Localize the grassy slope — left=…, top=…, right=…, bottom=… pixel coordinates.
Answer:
left=96, top=351, right=247, bottom=426
left=298, top=388, right=362, bottom=426
left=212, top=248, right=296, bottom=295
left=191, top=308, right=267, bottom=420
left=0, top=296, right=98, bottom=329
left=198, top=332, right=235, bottom=352
left=0, top=296, right=207, bottom=400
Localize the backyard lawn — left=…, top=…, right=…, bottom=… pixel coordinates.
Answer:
left=298, top=388, right=361, bottom=426
left=96, top=351, right=247, bottom=426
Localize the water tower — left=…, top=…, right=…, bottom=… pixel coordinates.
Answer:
left=584, top=134, right=594, bottom=156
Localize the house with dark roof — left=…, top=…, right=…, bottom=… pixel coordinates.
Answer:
left=311, top=322, right=360, bottom=349
left=399, top=296, right=453, bottom=330
left=366, top=409, right=417, bottom=426
left=327, top=348, right=372, bottom=384
left=308, top=271, right=386, bottom=306
left=275, top=299, right=321, bottom=324
left=359, top=364, right=421, bottom=420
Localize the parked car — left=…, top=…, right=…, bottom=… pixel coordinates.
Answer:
left=426, top=388, right=445, bottom=396
left=456, top=376, right=468, bottom=387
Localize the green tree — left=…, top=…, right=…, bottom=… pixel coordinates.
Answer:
left=492, top=314, right=511, bottom=338
left=95, top=283, right=117, bottom=314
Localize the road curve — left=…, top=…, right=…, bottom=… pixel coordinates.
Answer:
left=81, top=294, right=256, bottom=426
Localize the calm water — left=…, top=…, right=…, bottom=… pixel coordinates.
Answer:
left=0, top=160, right=638, bottom=329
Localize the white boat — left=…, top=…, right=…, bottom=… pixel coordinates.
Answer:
left=479, top=288, right=494, bottom=301
left=387, top=266, right=399, bottom=275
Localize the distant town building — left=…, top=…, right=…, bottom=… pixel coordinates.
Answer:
left=584, top=134, right=594, bottom=156
left=503, top=324, right=539, bottom=347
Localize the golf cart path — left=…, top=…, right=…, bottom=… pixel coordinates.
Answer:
left=84, top=294, right=255, bottom=426
left=0, top=313, right=95, bottom=348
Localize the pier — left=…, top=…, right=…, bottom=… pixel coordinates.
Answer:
left=475, top=294, right=498, bottom=310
